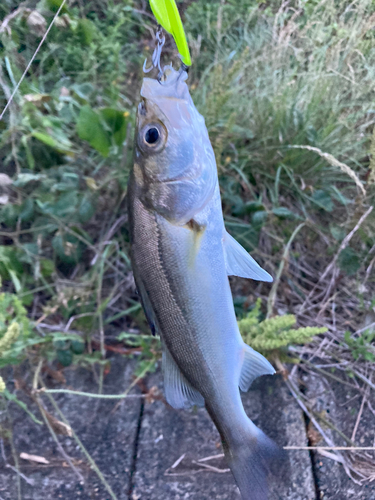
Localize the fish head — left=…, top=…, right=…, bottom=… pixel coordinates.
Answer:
left=135, top=67, right=211, bottom=184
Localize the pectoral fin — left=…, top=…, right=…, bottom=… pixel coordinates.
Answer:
left=223, top=231, right=273, bottom=282
left=162, top=342, right=205, bottom=409
left=239, top=344, right=275, bottom=392
left=135, top=277, right=158, bottom=336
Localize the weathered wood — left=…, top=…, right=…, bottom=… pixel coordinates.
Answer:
left=132, top=371, right=316, bottom=500
left=0, top=356, right=141, bottom=500
left=3, top=357, right=373, bottom=500
left=303, top=373, right=375, bottom=500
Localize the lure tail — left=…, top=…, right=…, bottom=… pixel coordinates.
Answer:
left=223, top=422, right=279, bottom=500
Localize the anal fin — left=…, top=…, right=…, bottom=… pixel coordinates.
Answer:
left=162, top=342, right=205, bottom=409
left=239, top=344, right=275, bottom=392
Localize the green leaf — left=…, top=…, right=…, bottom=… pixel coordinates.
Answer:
left=7, top=337, right=50, bottom=358
left=46, top=0, right=69, bottom=13
left=77, top=105, right=110, bottom=157
left=32, top=131, right=72, bottom=153
left=8, top=270, right=21, bottom=293
left=21, top=136, right=35, bottom=170
left=76, top=18, right=96, bottom=45
left=244, top=201, right=264, bottom=213
left=272, top=207, right=299, bottom=219
left=232, top=124, right=254, bottom=139
left=338, top=247, right=361, bottom=276
left=78, top=194, right=95, bottom=223
left=364, top=351, right=374, bottom=361
left=71, top=83, right=94, bottom=101
left=252, top=211, right=268, bottom=225
left=57, top=349, right=73, bottom=367
left=312, top=190, right=334, bottom=212
left=0, top=246, right=23, bottom=291
left=40, top=259, right=55, bottom=277
left=71, top=339, right=85, bottom=354
left=20, top=293, right=34, bottom=307
left=52, top=233, right=82, bottom=264
left=330, top=225, right=345, bottom=242
left=101, top=108, right=128, bottom=147
left=37, top=191, right=78, bottom=217
left=330, top=186, right=351, bottom=206
left=19, top=198, right=34, bottom=222
left=13, top=173, right=46, bottom=187
left=20, top=243, right=38, bottom=260
left=344, top=331, right=352, bottom=344
left=32, top=131, right=58, bottom=148
left=53, top=339, right=68, bottom=350
left=0, top=204, right=19, bottom=226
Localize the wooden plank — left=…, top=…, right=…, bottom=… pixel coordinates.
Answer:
left=303, top=372, right=375, bottom=500
left=132, top=371, right=316, bottom=500
left=0, top=356, right=141, bottom=500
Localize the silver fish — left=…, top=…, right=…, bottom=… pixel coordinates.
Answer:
left=128, top=66, right=278, bottom=500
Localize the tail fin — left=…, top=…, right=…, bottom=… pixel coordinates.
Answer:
left=224, top=424, right=280, bottom=500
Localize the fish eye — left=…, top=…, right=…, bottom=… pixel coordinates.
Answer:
left=139, top=123, right=166, bottom=153
left=145, top=127, right=159, bottom=144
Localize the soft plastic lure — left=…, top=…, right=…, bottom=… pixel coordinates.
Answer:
left=149, top=0, right=191, bottom=66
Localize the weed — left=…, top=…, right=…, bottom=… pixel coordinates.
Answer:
left=344, top=329, right=375, bottom=362
left=239, top=298, right=327, bottom=360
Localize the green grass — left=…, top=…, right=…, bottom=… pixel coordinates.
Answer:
left=0, top=0, right=374, bottom=444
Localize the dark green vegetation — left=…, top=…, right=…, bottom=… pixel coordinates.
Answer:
left=0, top=0, right=375, bottom=491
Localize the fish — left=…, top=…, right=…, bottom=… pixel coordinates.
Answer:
left=127, top=66, right=278, bottom=500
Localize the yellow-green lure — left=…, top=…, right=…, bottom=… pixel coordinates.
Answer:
left=149, top=0, right=191, bottom=66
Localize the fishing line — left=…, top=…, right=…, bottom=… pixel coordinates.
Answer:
left=0, top=0, right=67, bottom=121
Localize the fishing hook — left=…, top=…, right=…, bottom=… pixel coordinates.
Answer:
left=143, top=27, right=189, bottom=84
left=143, top=27, right=166, bottom=81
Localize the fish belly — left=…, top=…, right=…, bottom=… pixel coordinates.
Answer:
left=130, top=188, right=242, bottom=401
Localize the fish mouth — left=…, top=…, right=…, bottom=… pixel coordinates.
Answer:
left=141, top=68, right=189, bottom=102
